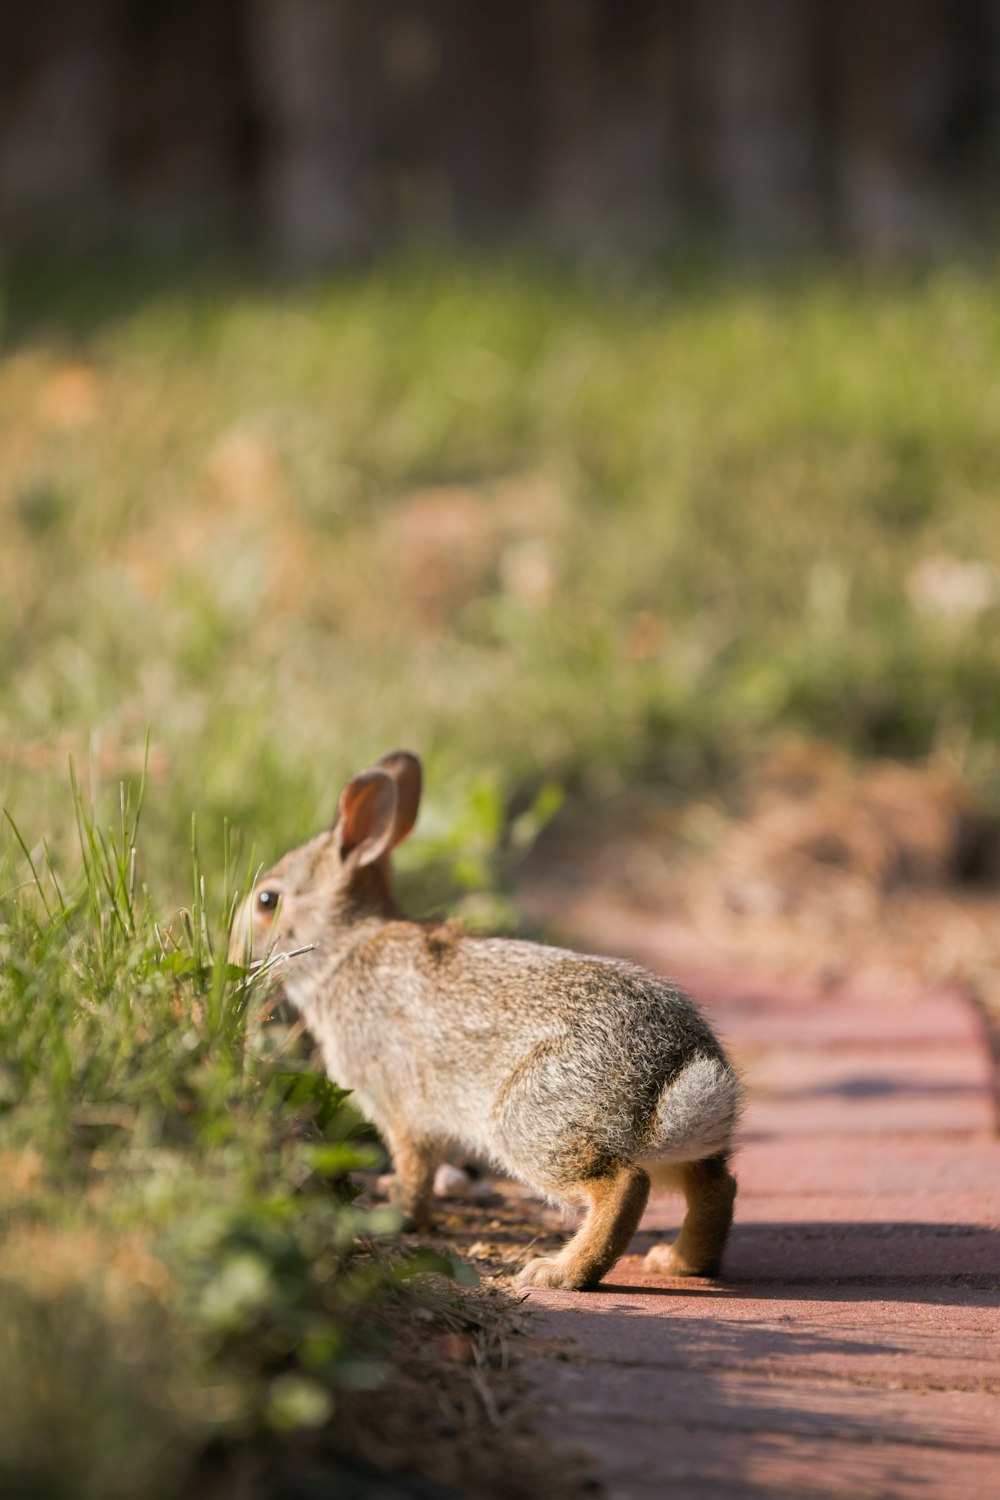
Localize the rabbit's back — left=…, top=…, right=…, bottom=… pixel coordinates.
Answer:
left=342, top=923, right=717, bottom=1053
left=326, top=925, right=735, bottom=1180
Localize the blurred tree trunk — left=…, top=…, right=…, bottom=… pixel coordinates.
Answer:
left=832, top=0, right=971, bottom=250
left=436, top=0, right=534, bottom=233
left=685, top=0, right=824, bottom=244
left=0, top=2, right=113, bottom=243
left=534, top=0, right=678, bottom=240
left=595, top=2, right=680, bottom=238
left=533, top=0, right=602, bottom=236
left=248, top=0, right=378, bottom=260
left=108, top=0, right=253, bottom=239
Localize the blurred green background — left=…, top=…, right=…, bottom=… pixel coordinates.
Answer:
left=4, top=255, right=1000, bottom=898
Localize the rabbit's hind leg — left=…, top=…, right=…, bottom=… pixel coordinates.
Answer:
left=516, top=1163, right=650, bottom=1291
left=643, top=1152, right=736, bottom=1277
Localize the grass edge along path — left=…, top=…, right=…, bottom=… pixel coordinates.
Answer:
left=0, top=779, right=584, bottom=1500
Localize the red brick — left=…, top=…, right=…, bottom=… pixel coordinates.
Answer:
left=527, top=1283, right=1000, bottom=1337
left=707, top=990, right=989, bottom=1049
left=540, top=1418, right=1000, bottom=1500
left=743, top=1090, right=995, bottom=1136
left=525, top=1293, right=1000, bottom=1391
left=734, top=1136, right=1000, bottom=1196
left=536, top=1361, right=1000, bottom=1446
left=744, top=1042, right=992, bottom=1094
left=519, top=950, right=1000, bottom=1499
left=639, top=1190, right=1000, bottom=1229
left=649, top=1222, right=999, bottom=1282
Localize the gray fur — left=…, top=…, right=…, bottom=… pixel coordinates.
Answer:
left=231, top=751, right=743, bottom=1282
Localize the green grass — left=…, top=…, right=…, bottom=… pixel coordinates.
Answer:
left=4, top=253, right=1000, bottom=894
left=3, top=250, right=1000, bottom=1492
left=0, top=771, right=481, bottom=1497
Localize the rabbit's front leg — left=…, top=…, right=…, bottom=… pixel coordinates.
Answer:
left=383, top=1122, right=439, bottom=1232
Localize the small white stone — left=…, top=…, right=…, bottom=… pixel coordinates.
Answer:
left=433, top=1163, right=474, bottom=1197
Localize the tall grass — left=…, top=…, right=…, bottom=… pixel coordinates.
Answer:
left=0, top=768, right=468, bottom=1498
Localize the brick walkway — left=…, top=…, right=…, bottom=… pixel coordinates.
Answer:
left=522, top=936, right=1000, bottom=1499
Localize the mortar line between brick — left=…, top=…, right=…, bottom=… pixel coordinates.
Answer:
left=540, top=1352, right=1000, bottom=1396
left=540, top=1408, right=1000, bottom=1455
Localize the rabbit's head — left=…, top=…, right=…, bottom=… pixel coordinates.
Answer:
left=230, top=750, right=422, bottom=968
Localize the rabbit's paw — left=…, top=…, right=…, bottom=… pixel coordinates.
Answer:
left=643, top=1244, right=715, bottom=1278
left=515, top=1255, right=586, bottom=1291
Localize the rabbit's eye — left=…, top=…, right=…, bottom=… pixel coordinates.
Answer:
left=257, top=890, right=280, bottom=912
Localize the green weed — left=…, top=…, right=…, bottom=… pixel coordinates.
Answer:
left=0, top=770, right=464, bottom=1498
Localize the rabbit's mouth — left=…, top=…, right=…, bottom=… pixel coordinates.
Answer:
left=248, top=941, right=317, bottom=977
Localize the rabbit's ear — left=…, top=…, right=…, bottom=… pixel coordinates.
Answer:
left=334, top=769, right=398, bottom=866
left=376, top=750, right=423, bottom=847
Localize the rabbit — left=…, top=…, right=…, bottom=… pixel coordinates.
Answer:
left=230, top=751, right=742, bottom=1290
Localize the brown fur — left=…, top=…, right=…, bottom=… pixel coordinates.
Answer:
left=231, top=751, right=742, bottom=1290
left=643, top=1153, right=737, bottom=1277
left=520, top=1165, right=652, bottom=1290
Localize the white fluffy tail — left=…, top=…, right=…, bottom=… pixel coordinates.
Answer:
left=647, top=1055, right=742, bottom=1162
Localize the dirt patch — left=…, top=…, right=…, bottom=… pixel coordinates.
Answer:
left=327, top=1187, right=594, bottom=1500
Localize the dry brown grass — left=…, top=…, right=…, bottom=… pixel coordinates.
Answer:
left=520, top=740, right=1000, bottom=1046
